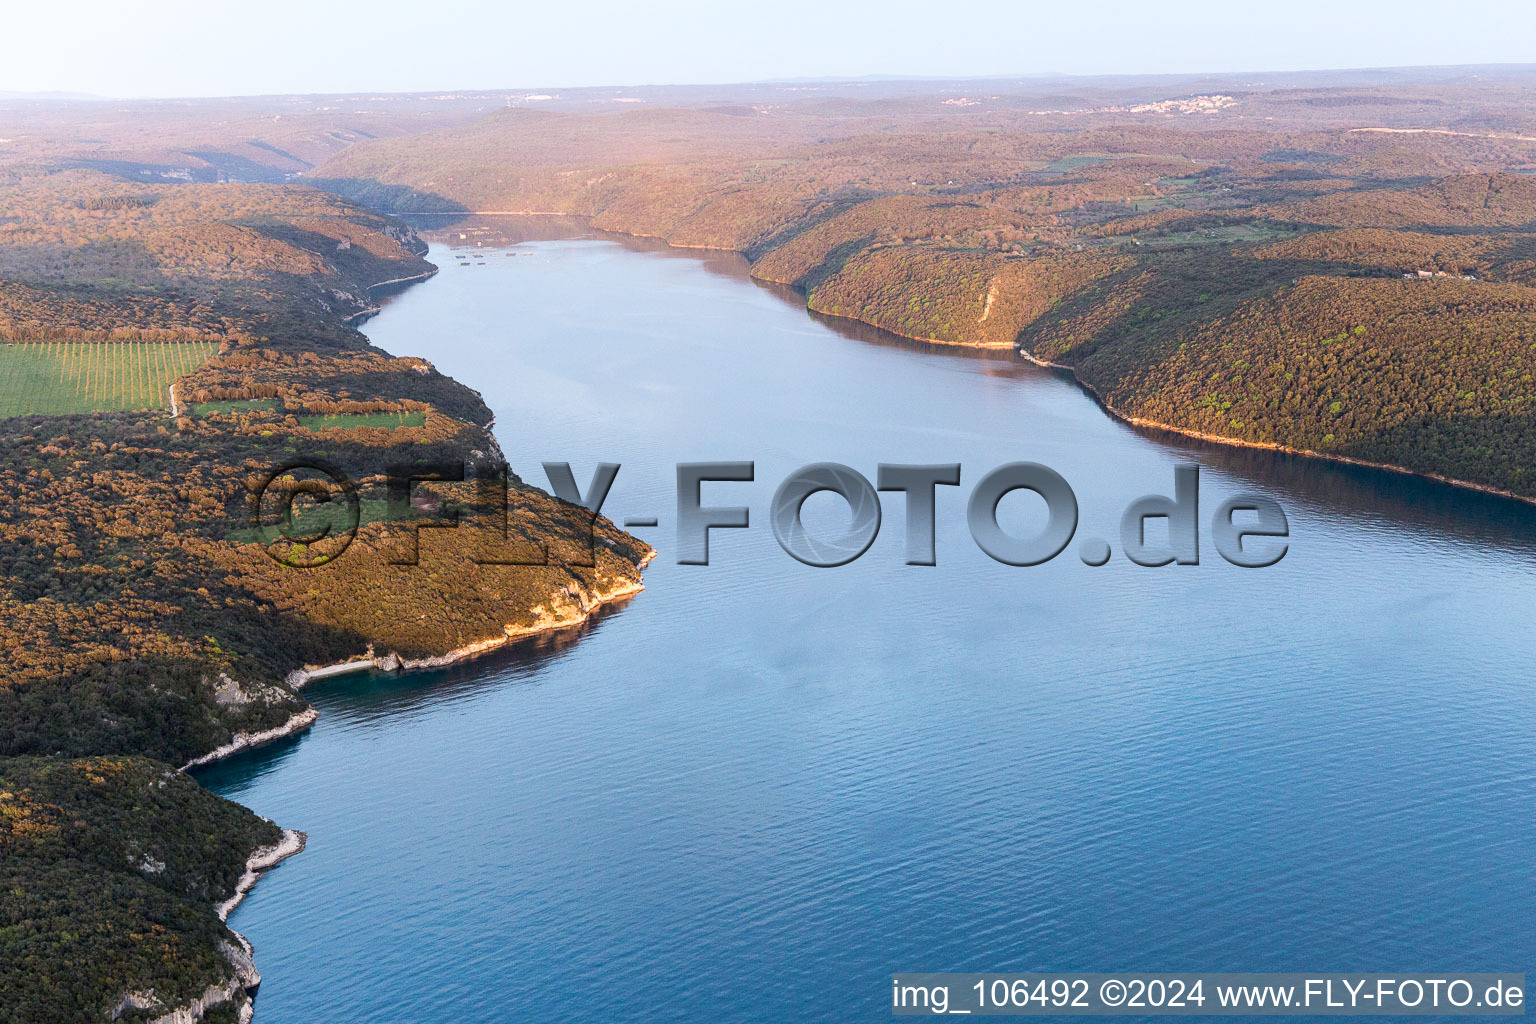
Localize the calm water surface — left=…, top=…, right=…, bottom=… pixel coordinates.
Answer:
left=198, top=222, right=1536, bottom=1023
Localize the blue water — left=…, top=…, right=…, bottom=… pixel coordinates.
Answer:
left=198, top=224, right=1536, bottom=1022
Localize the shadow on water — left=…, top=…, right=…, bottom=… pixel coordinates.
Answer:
left=399, top=214, right=1536, bottom=562
left=308, top=594, right=638, bottom=721
left=190, top=594, right=638, bottom=788
left=1138, top=425, right=1536, bottom=553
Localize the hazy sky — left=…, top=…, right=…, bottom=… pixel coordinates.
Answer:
left=7, top=0, right=1536, bottom=98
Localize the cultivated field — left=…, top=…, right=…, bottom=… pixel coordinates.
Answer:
left=298, top=411, right=427, bottom=430
left=0, top=340, right=217, bottom=417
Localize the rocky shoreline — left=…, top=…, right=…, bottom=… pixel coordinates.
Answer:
left=179, top=709, right=321, bottom=772
left=158, top=568, right=648, bottom=1020
left=157, top=564, right=650, bottom=1024
left=216, top=829, right=309, bottom=925
left=1015, top=347, right=1536, bottom=509
left=285, top=565, right=649, bottom=687
left=112, top=830, right=307, bottom=1024
left=341, top=266, right=442, bottom=323
left=449, top=213, right=1536, bottom=513
left=150, top=236, right=655, bottom=1022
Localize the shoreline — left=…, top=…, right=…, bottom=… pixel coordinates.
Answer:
left=181, top=231, right=654, bottom=776
left=138, top=829, right=308, bottom=1024
left=341, top=266, right=441, bottom=323
left=182, top=568, right=650, bottom=774
left=170, top=577, right=651, bottom=1015
left=405, top=212, right=1536, bottom=512
left=180, top=709, right=321, bottom=771
left=218, top=829, right=309, bottom=925
left=1015, top=347, right=1536, bottom=509
left=283, top=570, right=649, bottom=690
left=166, top=242, right=653, bottom=1022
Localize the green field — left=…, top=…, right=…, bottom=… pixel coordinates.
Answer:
left=185, top=403, right=426, bottom=430
left=191, top=398, right=281, bottom=416
left=0, top=340, right=217, bottom=417
left=1043, top=155, right=1112, bottom=172
left=1043, top=152, right=1163, bottom=173
left=297, top=411, right=426, bottom=430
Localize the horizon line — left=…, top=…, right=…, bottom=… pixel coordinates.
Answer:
left=5, top=60, right=1536, bottom=106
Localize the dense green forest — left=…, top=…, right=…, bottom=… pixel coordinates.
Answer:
left=0, top=757, right=281, bottom=1024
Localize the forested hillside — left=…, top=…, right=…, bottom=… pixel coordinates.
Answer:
left=0, top=757, right=282, bottom=1024
left=309, top=86, right=1536, bottom=496
left=5, top=68, right=1536, bottom=1022
left=0, top=169, right=651, bottom=1021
